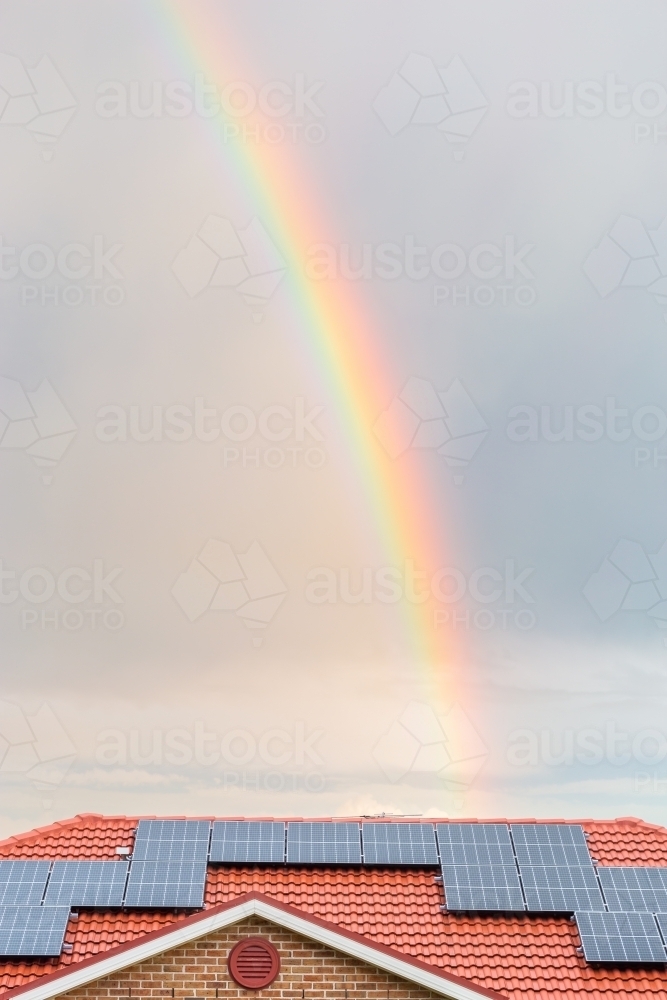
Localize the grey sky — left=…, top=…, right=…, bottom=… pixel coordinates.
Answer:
left=0, top=0, right=666, bottom=837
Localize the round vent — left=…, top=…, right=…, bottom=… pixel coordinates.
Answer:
left=228, top=938, right=280, bottom=990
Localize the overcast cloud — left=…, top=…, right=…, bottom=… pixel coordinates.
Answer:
left=0, top=0, right=666, bottom=837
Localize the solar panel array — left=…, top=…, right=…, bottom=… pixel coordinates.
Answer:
left=598, top=867, right=667, bottom=913
left=132, top=820, right=211, bottom=861
left=436, top=824, right=523, bottom=911
left=286, top=822, right=361, bottom=864
left=521, top=866, right=604, bottom=912
left=210, top=821, right=285, bottom=863
left=514, top=825, right=604, bottom=914
left=436, top=823, right=602, bottom=914
left=124, top=861, right=207, bottom=909
left=436, top=823, right=515, bottom=865
left=575, top=911, right=667, bottom=964
left=3, top=820, right=667, bottom=967
left=362, top=823, right=438, bottom=865
left=0, top=861, right=51, bottom=906
left=511, top=824, right=592, bottom=866
left=44, top=861, right=129, bottom=908
left=431, top=823, right=667, bottom=964
left=0, top=906, right=70, bottom=957
left=441, top=864, right=525, bottom=912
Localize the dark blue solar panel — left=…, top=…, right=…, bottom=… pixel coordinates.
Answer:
left=362, top=824, right=438, bottom=865
left=209, top=822, right=285, bottom=863
left=576, top=911, right=666, bottom=964
left=510, top=824, right=592, bottom=866
left=0, top=906, right=70, bottom=957
left=132, top=820, right=211, bottom=862
left=441, top=865, right=525, bottom=911
left=436, top=824, right=515, bottom=865
left=43, top=861, right=128, bottom=907
left=286, top=823, right=361, bottom=864
left=599, top=868, right=667, bottom=913
left=521, top=865, right=604, bottom=912
left=123, top=861, right=206, bottom=908
left=0, top=861, right=51, bottom=906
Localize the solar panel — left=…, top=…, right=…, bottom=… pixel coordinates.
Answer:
left=362, top=824, right=438, bottom=865
left=286, top=823, right=361, bottom=864
left=521, top=865, right=605, bottom=912
left=209, top=822, right=285, bottom=863
left=0, top=861, right=51, bottom=906
left=123, top=861, right=207, bottom=908
left=576, top=911, right=666, bottom=964
left=436, top=824, right=515, bottom=865
left=0, top=906, right=70, bottom=957
left=510, top=824, right=592, bottom=866
left=132, top=820, right=211, bottom=862
left=43, top=861, right=128, bottom=907
left=599, top=868, right=667, bottom=913
left=653, top=913, right=667, bottom=943
left=441, top=865, right=525, bottom=911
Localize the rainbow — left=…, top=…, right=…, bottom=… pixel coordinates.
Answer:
left=155, top=1, right=465, bottom=712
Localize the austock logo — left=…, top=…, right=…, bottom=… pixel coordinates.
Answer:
left=306, top=559, right=536, bottom=633
left=171, top=215, right=286, bottom=321
left=95, top=396, right=327, bottom=472
left=506, top=74, right=667, bottom=145
left=584, top=538, right=667, bottom=641
left=373, top=53, right=488, bottom=159
left=172, top=539, right=287, bottom=646
left=0, top=377, right=76, bottom=484
left=373, top=701, right=488, bottom=791
left=507, top=722, right=667, bottom=769
left=0, top=701, right=76, bottom=787
left=304, top=236, right=536, bottom=309
left=94, top=73, right=326, bottom=145
left=1, top=559, right=125, bottom=633
left=374, top=377, right=488, bottom=485
left=584, top=214, right=667, bottom=318
left=0, top=54, right=76, bottom=160
left=0, top=234, right=125, bottom=307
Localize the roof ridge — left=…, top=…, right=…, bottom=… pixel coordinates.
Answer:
left=1, top=814, right=664, bottom=849
left=0, top=814, right=130, bottom=851
left=584, top=816, right=667, bottom=831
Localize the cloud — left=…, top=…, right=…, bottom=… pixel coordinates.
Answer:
left=65, top=768, right=187, bottom=789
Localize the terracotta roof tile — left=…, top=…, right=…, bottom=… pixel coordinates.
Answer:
left=0, top=815, right=137, bottom=860
left=1, top=815, right=666, bottom=1000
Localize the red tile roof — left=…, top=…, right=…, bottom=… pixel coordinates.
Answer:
left=0, top=814, right=666, bottom=1000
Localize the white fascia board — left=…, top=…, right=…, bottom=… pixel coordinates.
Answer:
left=6, top=899, right=491, bottom=1000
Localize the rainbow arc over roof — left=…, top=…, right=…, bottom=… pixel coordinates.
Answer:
left=157, top=1, right=464, bottom=703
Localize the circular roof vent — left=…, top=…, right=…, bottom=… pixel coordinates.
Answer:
left=228, top=937, right=280, bottom=990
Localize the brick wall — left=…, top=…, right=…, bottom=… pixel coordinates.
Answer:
left=62, top=916, right=438, bottom=1000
